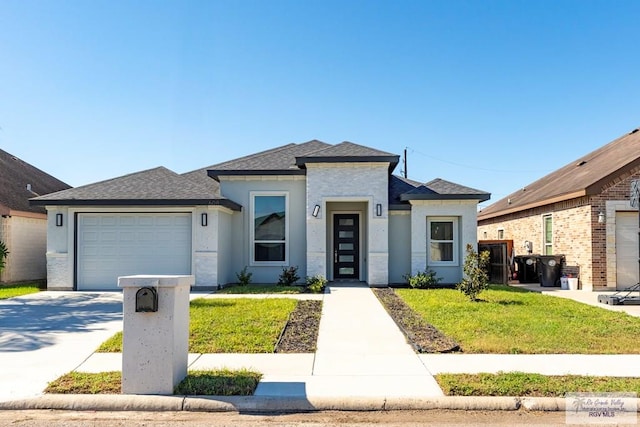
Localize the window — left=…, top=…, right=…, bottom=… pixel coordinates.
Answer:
left=251, top=193, right=288, bottom=264
left=428, top=217, right=458, bottom=265
left=543, top=214, right=553, bottom=255
left=497, top=229, right=504, bottom=240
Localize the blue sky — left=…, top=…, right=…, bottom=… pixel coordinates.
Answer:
left=2, top=0, right=640, bottom=210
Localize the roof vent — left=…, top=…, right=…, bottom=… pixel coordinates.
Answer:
left=577, top=160, right=587, bottom=167
left=631, top=128, right=639, bottom=134
left=26, top=184, right=40, bottom=196
left=507, top=198, right=511, bottom=204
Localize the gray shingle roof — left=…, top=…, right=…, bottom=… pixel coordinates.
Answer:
left=478, top=126, right=640, bottom=220
left=295, top=141, right=399, bottom=172
left=30, top=167, right=240, bottom=210
left=389, top=176, right=490, bottom=209
left=0, top=148, right=71, bottom=215
left=207, top=140, right=332, bottom=180
left=399, top=178, right=490, bottom=202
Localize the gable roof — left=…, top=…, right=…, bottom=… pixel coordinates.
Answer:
left=30, top=166, right=241, bottom=210
left=207, top=140, right=331, bottom=180
left=0, top=148, right=71, bottom=215
left=389, top=176, right=490, bottom=209
left=478, top=126, right=640, bottom=220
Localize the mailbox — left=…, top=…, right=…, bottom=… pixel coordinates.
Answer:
left=135, top=287, right=158, bottom=312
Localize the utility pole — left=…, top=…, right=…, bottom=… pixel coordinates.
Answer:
left=403, top=148, right=408, bottom=178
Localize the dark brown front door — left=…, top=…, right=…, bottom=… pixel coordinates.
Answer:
left=333, top=214, right=359, bottom=279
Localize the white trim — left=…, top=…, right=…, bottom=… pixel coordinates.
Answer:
left=542, top=213, right=553, bottom=255
left=249, top=191, right=290, bottom=266
left=427, top=216, right=459, bottom=266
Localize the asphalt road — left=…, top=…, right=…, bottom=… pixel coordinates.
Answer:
left=0, top=409, right=573, bottom=426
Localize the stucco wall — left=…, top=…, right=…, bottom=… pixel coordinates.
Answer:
left=218, top=176, right=307, bottom=284
left=388, top=211, right=411, bottom=284
left=305, top=163, right=389, bottom=285
left=410, top=200, right=479, bottom=284
left=217, top=209, right=234, bottom=286
left=0, top=214, right=47, bottom=283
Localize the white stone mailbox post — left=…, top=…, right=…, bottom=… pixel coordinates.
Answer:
left=118, top=274, right=194, bottom=395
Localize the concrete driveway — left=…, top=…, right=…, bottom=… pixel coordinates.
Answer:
left=0, top=291, right=123, bottom=402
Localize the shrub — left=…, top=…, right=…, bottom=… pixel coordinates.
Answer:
left=403, top=268, right=442, bottom=289
left=278, top=266, right=300, bottom=286
left=0, top=241, right=8, bottom=276
left=305, top=275, right=327, bottom=293
left=457, top=243, right=490, bottom=301
left=235, top=266, right=252, bottom=286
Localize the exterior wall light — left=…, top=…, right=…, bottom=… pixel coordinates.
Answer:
left=598, top=211, right=605, bottom=223
left=55, top=213, right=63, bottom=227
left=376, top=203, right=382, bottom=217
left=201, top=213, right=208, bottom=227
left=312, top=204, right=320, bottom=217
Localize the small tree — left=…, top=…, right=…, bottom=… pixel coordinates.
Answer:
left=0, top=240, right=8, bottom=277
left=457, top=243, right=490, bottom=301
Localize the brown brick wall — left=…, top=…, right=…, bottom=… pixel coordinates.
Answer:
left=478, top=167, right=640, bottom=291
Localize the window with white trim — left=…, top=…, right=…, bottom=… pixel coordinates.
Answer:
left=427, top=217, right=459, bottom=265
left=251, top=192, right=288, bottom=264
left=543, top=214, right=553, bottom=255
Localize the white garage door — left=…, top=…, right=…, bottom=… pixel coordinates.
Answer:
left=77, top=213, right=192, bottom=290
left=616, top=211, right=639, bottom=290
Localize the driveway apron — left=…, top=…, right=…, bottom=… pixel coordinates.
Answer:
left=0, top=292, right=123, bottom=402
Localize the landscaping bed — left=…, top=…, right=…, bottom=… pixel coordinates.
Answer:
left=373, top=287, right=460, bottom=353
left=275, top=300, right=322, bottom=353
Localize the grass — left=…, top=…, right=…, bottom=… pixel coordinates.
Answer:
left=0, top=283, right=41, bottom=299
left=98, top=297, right=298, bottom=353
left=216, top=284, right=304, bottom=294
left=45, top=369, right=262, bottom=396
left=436, top=372, right=640, bottom=397
left=395, top=284, right=640, bottom=354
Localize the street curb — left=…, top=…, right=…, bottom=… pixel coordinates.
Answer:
left=0, top=395, right=593, bottom=413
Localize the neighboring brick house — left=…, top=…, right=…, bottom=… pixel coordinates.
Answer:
left=0, top=149, right=71, bottom=283
left=477, top=127, right=640, bottom=292
left=31, top=140, right=490, bottom=291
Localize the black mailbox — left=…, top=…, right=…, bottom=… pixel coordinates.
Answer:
left=135, top=287, right=158, bottom=312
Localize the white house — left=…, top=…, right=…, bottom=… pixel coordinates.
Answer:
left=31, top=141, right=490, bottom=290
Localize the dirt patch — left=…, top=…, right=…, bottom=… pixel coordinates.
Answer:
left=275, top=300, right=322, bottom=353
left=373, top=287, right=460, bottom=353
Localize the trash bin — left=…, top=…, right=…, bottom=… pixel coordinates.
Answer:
left=513, top=255, right=540, bottom=283
left=537, top=255, right=565, bottom=287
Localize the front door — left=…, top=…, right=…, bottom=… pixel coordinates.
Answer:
left=333, top=214, right=359, bottom=279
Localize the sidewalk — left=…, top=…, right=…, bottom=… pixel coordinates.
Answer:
left=2, top=284, right=640, bottom=411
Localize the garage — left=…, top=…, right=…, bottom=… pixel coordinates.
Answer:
left=77, top=212, right=192, bottom=290
left=615, top=211, right=639, bottom=290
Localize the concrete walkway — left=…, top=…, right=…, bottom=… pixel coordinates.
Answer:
left=256, top=282, right=443, bottom=398
left=2, top=284, right=640, bottom=406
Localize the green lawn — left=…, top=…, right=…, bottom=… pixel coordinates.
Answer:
left=98, top=297, right=297, bottom=353
left=216, top=284, right=304, bottom=294
left=436, top=372, right=640, bottom=396
left=0, top=283, right=41, bottom=299
left=395, top=285, right=640, bottom=354
left=45, top=369, right=262, bottom=396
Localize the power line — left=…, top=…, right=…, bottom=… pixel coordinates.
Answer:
left=405, top=146, right=548, bottom=174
